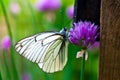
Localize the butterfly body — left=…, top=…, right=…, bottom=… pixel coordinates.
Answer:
left=15, top=28, right=68, bottom=73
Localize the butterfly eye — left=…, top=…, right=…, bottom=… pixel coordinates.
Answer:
left=64, top=27, right=67, bottom=31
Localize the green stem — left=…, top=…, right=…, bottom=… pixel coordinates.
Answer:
left=0, top=62, right=3, bottom=80
left=11, top=45, right=20, bottom=79
left=80, top=51, right=85, bottom=80
left=3, top=50, right=12, bottom=80
left=0, top=71, right=2, bottom=80
left=27, top=0, right=39, bottom=33
left=0, top=0, right=19, bottom=80
left=0, top=0, right=13, bottom=40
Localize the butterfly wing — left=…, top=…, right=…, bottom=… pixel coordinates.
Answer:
left=38, top=40, right=68, bottom=73
left=15, top=32, right=62, bottom=62
left=15, top=32, right=68, bottom=73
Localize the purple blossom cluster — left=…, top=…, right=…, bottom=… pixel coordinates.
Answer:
left=35, top=0, right=61, bottom=12
left=22, top=73, right=31, bottom=80
left=69, top=21, right=99, bottom=49
left=9, top=2, right=20, bottom=15
left=1, top=36, right=11, bottom=50
left=66, top=5, right=74, bottom=19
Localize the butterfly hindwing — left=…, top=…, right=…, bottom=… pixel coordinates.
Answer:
left=38, top=41, right=68, bottom=73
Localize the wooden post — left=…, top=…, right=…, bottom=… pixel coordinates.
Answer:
left=99, top=0, right=120, bottom=80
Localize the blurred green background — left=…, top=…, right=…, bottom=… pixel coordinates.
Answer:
left=0, top=0, right=99, bottom=80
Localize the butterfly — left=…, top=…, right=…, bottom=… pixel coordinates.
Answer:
left=15, top=28, right=68, bottom=73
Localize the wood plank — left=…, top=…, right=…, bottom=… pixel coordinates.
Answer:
left=99, top=0, right=120, bottom=80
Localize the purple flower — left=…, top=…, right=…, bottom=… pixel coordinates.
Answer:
left=66, top=5, right=74, bottom=19
left=22, top=73, right=31, bottom=80
left=9, top=2, right=20, bottom=15
left=69, top=21, right=99, bottom=49
left=1, top=36, right=11, bottom=50
left=35, top=0, right=61, bottom=12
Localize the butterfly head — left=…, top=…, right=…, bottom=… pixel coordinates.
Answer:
left=60, top=28, right=68, bottom=36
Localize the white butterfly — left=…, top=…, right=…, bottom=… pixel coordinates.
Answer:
left=15, top=28, right=68, bottom=73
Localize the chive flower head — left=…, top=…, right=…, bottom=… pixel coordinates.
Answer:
left=69, top=21, right=99, bottom=49
left=1, top=36, right=11, bottom=50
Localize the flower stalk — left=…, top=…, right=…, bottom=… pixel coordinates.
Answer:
left=27, top=0, right=39, bottom=33
left=80, top=50, right=85, bottom=80
left=3, top=50, right=11, bottom=80
left=0, top=0, right=13, bottom=40
left=0, top=0, right=19, bottom=79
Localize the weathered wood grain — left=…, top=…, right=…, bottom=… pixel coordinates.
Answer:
left=99, top=0, right=120, bottom=80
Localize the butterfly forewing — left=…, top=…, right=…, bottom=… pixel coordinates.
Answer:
left=15, top=32, right=59, bottom=62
